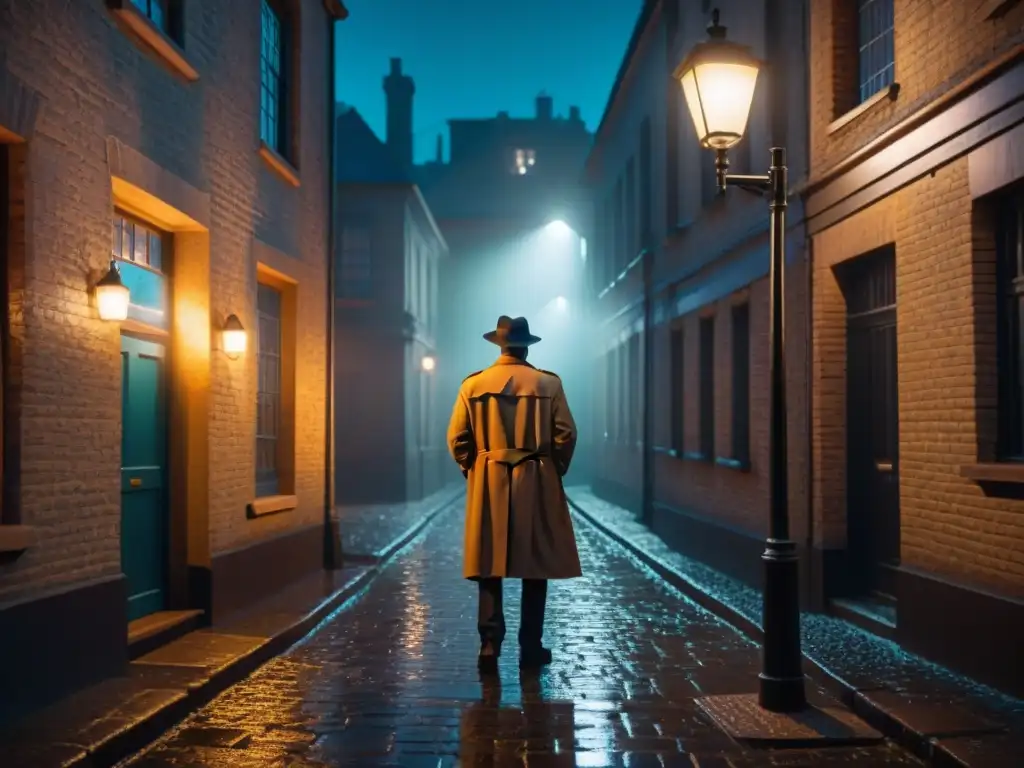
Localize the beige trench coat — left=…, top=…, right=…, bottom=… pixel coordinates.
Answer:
left=446, top=355, right=582, bottom=580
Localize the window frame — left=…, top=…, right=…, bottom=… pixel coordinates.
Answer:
left=259, top=0, right=300, bottom=173
left=731, top=302, right=751, bottom=464
left=856, top=0, right=895, bottom=104
left=699, top=316, right=716, bottom=459
left=996, top=191, right=1024, bottom=461
left=256, top=282, right=283, bottom=497
left=670, top=326, right=684, bottom=455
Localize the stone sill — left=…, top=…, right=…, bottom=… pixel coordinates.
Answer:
left=715, top=456, right=751, bottom=472
left=247, top=494, right=298, bottom=519
left=828, top=83, right=900, bottom=136
left=259, top=142, right=301, bottom=188
left=109, top=1, right=199, bottom=82
left=960, top=463, right=1024, bottom=484
left=0, top=525, right=37, bottom=555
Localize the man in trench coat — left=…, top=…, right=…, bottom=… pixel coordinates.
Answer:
left=446, top=315, right=582, bottom=672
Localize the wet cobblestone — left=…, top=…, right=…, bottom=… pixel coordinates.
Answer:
left=339, top=483, right=462, bottom=557
left=121, top=503, right=922, bottom=767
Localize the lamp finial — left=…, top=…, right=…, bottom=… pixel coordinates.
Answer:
left=708, top=8, right=726, bottom=39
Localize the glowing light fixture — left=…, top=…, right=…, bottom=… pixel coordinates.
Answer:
left=546, top=219, right=572, bottom=237
left=222, top=314, right=247, bottom=358
left=95, top=260, right=130, bottom=322
left=421, top=355, right=436, bottom=372
left=555, top=296, right=568, bottom=311
left=673, top=9, right=761, bottom=150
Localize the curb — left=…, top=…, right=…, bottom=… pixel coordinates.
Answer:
left=74, top=490, right=463, bottom=768
left=568, top=497, right=974, bottom=768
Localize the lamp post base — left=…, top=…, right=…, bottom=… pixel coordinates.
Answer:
left=759, top=537, right=807, bottom=712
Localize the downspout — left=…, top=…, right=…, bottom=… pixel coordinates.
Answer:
left=324, top=1, right=346, bottom=569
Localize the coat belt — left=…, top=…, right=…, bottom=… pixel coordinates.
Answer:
left=478, top=448, right=550, bottom=467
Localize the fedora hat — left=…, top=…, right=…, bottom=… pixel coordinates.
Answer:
left=483, top=315, right=542, bottom=347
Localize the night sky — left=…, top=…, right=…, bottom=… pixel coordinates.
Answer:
left=334, top=0, right=643, bottom=164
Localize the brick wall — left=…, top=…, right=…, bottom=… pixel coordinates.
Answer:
left=0, top=0, right=332, bottom=603
left=811, top=157, right=1024, bottom=597
left=809, top=0, right=1024, bottom=176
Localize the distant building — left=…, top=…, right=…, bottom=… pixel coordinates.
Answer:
left=333, top=95, right=448, bottom=504
left=0, top=0, right=345, bottom=721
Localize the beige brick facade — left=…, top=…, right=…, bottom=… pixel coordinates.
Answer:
left=0, top=0, right=336, bottom=619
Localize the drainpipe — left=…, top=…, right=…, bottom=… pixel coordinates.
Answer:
left=324, top=6, right=344, bottom=569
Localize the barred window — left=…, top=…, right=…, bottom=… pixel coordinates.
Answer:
left=996, top=191, right=1024, bottom=460
left=858, top=0, right=895, bottom=103
left=131, top=0, right=171, bottom=35
left=260, top=0, right=291, bottom=158
left=670, top=327, right=684, bottom=454
left=731, top=303, right=751, bottom=463
left=256, top=284, right=282, bottom=496
left=699, top=316, right=715, bottom=458
left=112, top=213, right=164, bottom=273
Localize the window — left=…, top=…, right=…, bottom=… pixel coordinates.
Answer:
left=614, top=176, right=625, bottom=271
left=513, top=148, right=536, bottom=175
left=857, top=0, right=895, bottom=103
left=339, top=226, right=372, bottom=299
left=130, top=0, right=170, bottom=33
left=670, top=327, right=684, bottom=454
left=997, top=191, right=1024, bottom=459
left=639, top=117, right=652, bottom=250
left=699, top=316, right=715, bottom=458
left=625, top=156, right=637, bottom=259
left=731, top=303, right=751, bottom=463
left=260, top=0, right=292, bottom=159
left=256, top=283, right=283, bottom=496
left=606, top=351, right=617, bottom=440
left=112, top=213, right=164, bottom=272
left=628, top=334, right=641, bottom=446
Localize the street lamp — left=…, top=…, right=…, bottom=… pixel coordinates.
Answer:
left=675, top=8, right=805, bottom=714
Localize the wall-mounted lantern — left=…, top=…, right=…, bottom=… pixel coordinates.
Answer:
left=222, top=314, right=247, bottom=359
left=95, top=260, right=130, bottom=322
left=421, top=355, right=436, bottom=373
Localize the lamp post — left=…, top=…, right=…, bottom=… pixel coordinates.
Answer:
left=674, top=8, right=806, bottom=713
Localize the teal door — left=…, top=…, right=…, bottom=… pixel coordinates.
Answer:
left=120, top=335, right=168, bottom=621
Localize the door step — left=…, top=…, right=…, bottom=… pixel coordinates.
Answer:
left=128, top=609, right=205, bottom=660
left=828, top=597, right=896, bottom=641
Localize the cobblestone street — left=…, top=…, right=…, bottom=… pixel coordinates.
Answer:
left=120, top=501, right=921, bottom=767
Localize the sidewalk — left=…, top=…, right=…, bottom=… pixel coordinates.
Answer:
left=0, top=484, right=463, bottom=768
left=566, top=486, right=1024, bottom=768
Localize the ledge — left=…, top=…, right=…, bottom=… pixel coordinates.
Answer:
left=827, top=83, right=900, bottom=135
left=108, top=1, right=199, bottom=82
left=0, top=525, right=37, bottom=555
left=715, top=456, right=751, bottom=472
left=259, top=142, right=301, bottom=187
left=682, top=450, right=711, bottom=463
left=247, top=494, right=298, bottom=519
left=960, top=462, right=1024, bottom=484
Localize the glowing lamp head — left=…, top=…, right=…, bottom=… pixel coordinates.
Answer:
left=421, top=355, right=436, bottom=372
left=546, top=219, right=572, bottom=237
left=673, top=9, right=762, bottom=151
left=95, top=260, right=130, bottom=321
left=555, top=296, right=568, bottom=311
left=222, top=314, right=247, bottom=358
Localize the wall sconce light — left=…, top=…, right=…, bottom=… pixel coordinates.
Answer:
left=95, top=260, right=130, bottom=322
left=421, top=355, right=436, bottom=373
left=222, top=314, right=247, bottom=359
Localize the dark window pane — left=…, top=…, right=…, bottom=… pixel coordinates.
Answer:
left=857, top=0, right=895, bottom=104
left=997, top=194, right=1024, bottom=459
left=670, top=327, right=684, bottom=453
left=731, top=303, right=751, bottom=462
left=700, top=317, right=715, bottom=458
left=257, top=283, right=283, bottom=494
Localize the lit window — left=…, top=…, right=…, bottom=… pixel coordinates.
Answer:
left=857, top=0, right=895, bottom=103
left=260, top=0, right=290, bottom=156
left=580, top=237, right=587, bottom=262
left=257, top=283, right=282, bottom=496
left=131, top=0, right=170, bottom=34
left=112, top=213, right=163, bottom=272
left=514, top=148, right=536, bottom=175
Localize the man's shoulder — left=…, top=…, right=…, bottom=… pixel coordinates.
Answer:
left=536, top=368, right=561, bottom=381
left=461, top=369, right=485, bottom=384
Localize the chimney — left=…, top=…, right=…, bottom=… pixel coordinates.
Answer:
left=536, top=93, right=553, bottom=120
left=383, top=57, right=415, bottom=171
left=435, top=133, right=443, bottom=163
left=569, top=105, right=581, bottom=122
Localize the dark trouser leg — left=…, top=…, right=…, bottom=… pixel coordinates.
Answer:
left=519, top=578, right=548, bottom=650
left=477, top=577, right=505, bottom=653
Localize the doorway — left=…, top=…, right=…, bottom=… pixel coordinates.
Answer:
left=120, top=334, right=169, bottom=621
left=839, top=246, right=900, bottom=610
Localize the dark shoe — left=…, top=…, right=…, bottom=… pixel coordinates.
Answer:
left=519, top=646, right=552, bottom=668
left=478, top=641, right=501, bottom=674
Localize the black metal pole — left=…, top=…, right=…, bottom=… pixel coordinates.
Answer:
left=758, top=146, right=806, bottom=712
